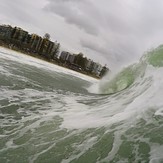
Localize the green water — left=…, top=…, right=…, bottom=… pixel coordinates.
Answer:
left=0, top=47, right=163, bottom=163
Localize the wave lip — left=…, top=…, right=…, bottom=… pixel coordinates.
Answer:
left=145, top=45, right=163, bottom=68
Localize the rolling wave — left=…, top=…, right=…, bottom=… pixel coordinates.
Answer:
left=89, top=44, right=163, bottom=95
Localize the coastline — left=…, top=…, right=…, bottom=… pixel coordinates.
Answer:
left=0, top=43, right=100, bottom=80
left=0, top=24, right=109, bottom=79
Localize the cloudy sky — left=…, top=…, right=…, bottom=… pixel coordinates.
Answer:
left=1, top=0, right=163, bottom=69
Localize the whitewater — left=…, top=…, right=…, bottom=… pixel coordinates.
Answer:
left=0, top=46, right=163, bottom=163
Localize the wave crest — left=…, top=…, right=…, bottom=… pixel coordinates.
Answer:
left=89, top=45, right=163, bottom=95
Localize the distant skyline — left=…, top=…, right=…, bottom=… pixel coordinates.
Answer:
left=1, top=0, right=163, bottom=69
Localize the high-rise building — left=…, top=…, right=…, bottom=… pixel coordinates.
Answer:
left=60, top=51, right=70, bottom=62
left=30, top=34, right=42, bottom=52
left=47, top=40, right=55, bottom=57
left=11, top=27, right=28, bottom=42
left=67, top=54, right=75, bottom=64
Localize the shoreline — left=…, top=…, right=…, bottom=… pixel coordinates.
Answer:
left=0, top=43, right=100, bottom=80
left=0, top=24, right=109, bottom=79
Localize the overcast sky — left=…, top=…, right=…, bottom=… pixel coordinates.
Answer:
left=1, top=0, right=163, bottom=69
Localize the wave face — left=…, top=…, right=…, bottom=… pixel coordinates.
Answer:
left=0, top=47, right=163, bottom=163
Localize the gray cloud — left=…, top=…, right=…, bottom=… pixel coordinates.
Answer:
left=45, top=0, right=101, bottom=35
left=0, top=0, right=32, bottom=22
left=1, top=0, right=163, bottom=69
left=80, top=39, right=109, bottom=56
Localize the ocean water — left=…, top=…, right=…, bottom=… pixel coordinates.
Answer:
left=0, top=46, right=163, bottom=163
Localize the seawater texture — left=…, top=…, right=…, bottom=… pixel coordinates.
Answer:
left=0, top=47, right=163, bottom=163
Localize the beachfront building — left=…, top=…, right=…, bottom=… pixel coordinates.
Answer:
left=46, top=40, right=55, bottom=58
left=50, top=42, right=60, bottom=59
left=85, top=59, right=94, bottom=72
left=30, top=34, right=43, bottom=52
left=11, top=27, right=28, bottom=43
left=67, top=54, right=76, bottom=64
left=39, top=38, right=49, bottom=56
left=60, top=51, right=71, bottom=62
left=92, top=63, right=103, bottom=76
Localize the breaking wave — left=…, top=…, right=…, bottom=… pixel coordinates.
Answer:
left=89, top=45, right=163, bottom=95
